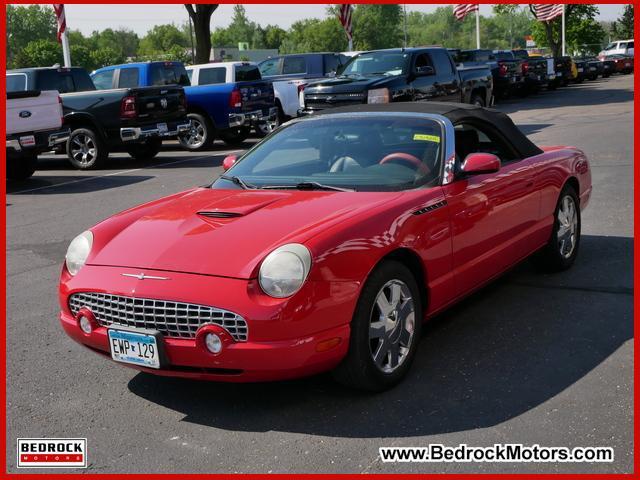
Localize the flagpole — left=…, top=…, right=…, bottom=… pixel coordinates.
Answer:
left=61, top=29, right=71, bottom=67
left=475, top=8, right=480, bottom=49
left=561, top=4, right=566, bottom=56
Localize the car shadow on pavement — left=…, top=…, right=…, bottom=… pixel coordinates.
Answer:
left=127, top=234, right=632, bottom=438
left=6, top=175, right=154, bottom=195
left=515, top=124, right=553, bottom=136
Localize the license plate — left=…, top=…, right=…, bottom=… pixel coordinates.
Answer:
left=19, top=135, right=35, bottom=147
left=157, top=123, right=168, bottom=134
left=108, top=329, right=161, bottom=369
left=578, top=68, right=583, bottom=72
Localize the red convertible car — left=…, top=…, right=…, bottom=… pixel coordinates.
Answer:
left=59, top=103, right=591, bottom=391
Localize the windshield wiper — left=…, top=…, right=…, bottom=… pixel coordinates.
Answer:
left=220, top=175, right=256, bottom=190
left=262, top=182, right=355, bottom=192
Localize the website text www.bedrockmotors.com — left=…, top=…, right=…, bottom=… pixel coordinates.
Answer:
left=379, top=444, right=614, bottom=463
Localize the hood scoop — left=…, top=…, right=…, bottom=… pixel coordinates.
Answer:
left=197, top=211, right=243, bottom=218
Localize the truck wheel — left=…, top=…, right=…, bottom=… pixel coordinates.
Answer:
left=332, top=260, right=422, bottom=392
left=470, top=93, right=485, bottom=107
left=178, top=113, right=214, bottom=151
left=255, top=105, right=284, bottom=138
left=220, top=127, right=251, bottom=146
left=7, top=151, right=37, bottom=180
left=126, top=138, right=162, bottom=160
left=67, top=127, right=107, bottom=169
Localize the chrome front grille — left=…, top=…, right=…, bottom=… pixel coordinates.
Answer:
left=68, top=292, right=248, bottom=341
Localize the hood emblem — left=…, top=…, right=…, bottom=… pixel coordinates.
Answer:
left=122, top=273, right=170, bottom=280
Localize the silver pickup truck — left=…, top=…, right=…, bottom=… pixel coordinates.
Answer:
left=6, top=89, right=69, bottom=180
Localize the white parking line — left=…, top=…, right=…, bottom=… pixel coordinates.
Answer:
left=9, top=150, right=242, bottom=195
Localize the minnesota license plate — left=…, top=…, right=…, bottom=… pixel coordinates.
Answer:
left=19, top=135, right=35, bottom=147
left=157, top=123, right=168, bottom=134
left=108, top=329, right=161, bottom=369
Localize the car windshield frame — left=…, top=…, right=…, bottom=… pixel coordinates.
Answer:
left=340, top=51, right=411, bottom=77
left=211, top=112, right=452, bottom=193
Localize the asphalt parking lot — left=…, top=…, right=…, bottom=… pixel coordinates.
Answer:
left=6, top=73, right=634, bottom=474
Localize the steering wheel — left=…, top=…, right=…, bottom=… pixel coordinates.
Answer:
left=379, top=152, right=430, bottom=175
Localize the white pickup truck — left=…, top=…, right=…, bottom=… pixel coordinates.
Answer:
left=6, top=90, right=69, bottom=179
left=186, top=62, right=299, bottom=136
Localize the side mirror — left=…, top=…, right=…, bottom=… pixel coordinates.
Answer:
left=222, top=154, right=238, bottom=171
left=414, top=65, right=435, bottom=77
left=461, top=153, right=501, bottom=175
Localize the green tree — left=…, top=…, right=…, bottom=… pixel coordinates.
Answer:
left=613, top=5, right=634, bottom=39
left=264, top=25, right=288, bottom=50
left=17, top=39, right=62, bottom=68
left=7, top=5, right=57, bottom=68
left=280, top=18, right=346, bottom=54
left=139, top=24, right=189, bottom=56
left=211, top=5, right=259, bottom=48
left=352, top=5, right=403, bottom=50
left=530, top=4, right=605, bottom=56
left=492, top=5, right=533, bottom=49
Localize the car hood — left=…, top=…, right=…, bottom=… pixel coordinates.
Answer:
left=305, top=75, right=396, bottom=93
left=89, top=188, right=398, bottom=279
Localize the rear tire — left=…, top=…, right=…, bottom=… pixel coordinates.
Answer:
left=126, top=138, right=162, bottom=160
left=220, top=127, right=251, bottom=146
left=7, top=151, right=37, bottom=180
left=178, top=113, right=214, bottom=151
left=332, top=260, right=422, bottom=392
left=67, top=127, right=108, bottom=170
left=532, top=184, right=581, bottom=272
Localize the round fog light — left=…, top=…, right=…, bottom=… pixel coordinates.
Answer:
left=205, top=333, right=222, bottom=354
left=79, top=315, right=92, bottom=334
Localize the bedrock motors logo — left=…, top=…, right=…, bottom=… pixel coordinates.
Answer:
left=17, top=438, right=87, bottom=468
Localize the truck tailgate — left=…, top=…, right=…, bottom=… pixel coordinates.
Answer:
left=6, top=90, right=62, bottom=136
left=237, top=81, right=274, bottom=113
left=133, top=86, right=185, bottom=121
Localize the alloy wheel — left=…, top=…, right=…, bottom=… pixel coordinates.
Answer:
left=557, top=194, right=578, bottom=259
left=183, top=119, right=205, bottom=148
left=369, top=279, right=415, bottom=374
left=70, top=134, right=97, bottom=166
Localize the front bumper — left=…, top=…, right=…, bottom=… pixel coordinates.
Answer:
left=228, top=107, right=278, bottom=129
left=6, top=127, right=70, bottom=153
left=120, top=120, right=191, bottom=142
left=59, top=265, right=357, bottom=382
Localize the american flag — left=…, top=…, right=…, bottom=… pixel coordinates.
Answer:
left=532, top=4, right=564, bottom=22
left=338, top=4, right=353, bottom=41
left=453, top=4, right=479, bottom=21
left=52, top=4, right=66, bottom=42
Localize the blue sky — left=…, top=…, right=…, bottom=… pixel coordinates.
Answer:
left=37, top=4, right=628, bottom=36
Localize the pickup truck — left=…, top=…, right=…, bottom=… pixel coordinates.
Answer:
left=6, top=89, right=69, bottom=179
left=452, top=49, right=522, bottom=98
left=185, top=61, right=284, bottom=137
left=6, top=67, right=189, bottom=169
left=510, top=50, right=549, bottom=93
left=259, top=53, right=349, bottom=114
left=92, top=61, right=277, bottom=150
left=300, top=47, right=493, bottom=114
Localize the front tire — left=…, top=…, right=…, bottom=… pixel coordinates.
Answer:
left=126, top=138, right=162, bottom=160
left=67, top=127, right=107, bottom=169
left=7, top=151, right=37, bottom=180
left=333, top=260, right=422, bottom=391
left=533, top=184, right=581, bottom=272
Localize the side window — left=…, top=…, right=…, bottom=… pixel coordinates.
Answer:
left=414, top=53, right=432, bottom=71
left=430, top=50, right=455, bottom=79
left=117, top=68, right=139, bottom=88
left=198, top=67, right=226, bottom=85
left=283, top=56, right=306, bottom=75
left=56, top=74, right=76, bottom=93
left=454, top=123, right=517, bottom=165
left=323, top=55, right=340, bottom=75
left=627, top=41, right=634, bottom=49
left=6, top=74, right=27, bottom=92
left=92, top=70, right=114, bottom=90
left=259, top=58, right=281, bottom=76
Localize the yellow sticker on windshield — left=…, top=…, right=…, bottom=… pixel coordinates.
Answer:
left=413, top=134, right=440, bottom=143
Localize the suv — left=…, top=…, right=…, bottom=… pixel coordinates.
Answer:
left=599, top=40, right=634, bottom=59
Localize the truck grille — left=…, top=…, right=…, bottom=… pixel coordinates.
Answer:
left=68, top=292, right=248, bottom=341
left=304, top=92, right=366, bottom=110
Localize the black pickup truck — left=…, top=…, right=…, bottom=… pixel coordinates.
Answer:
left=452, top=49, right=523, bottom=98
left=300, top=48, right=493, bottom=114
left=6, top=67, right=189, bottom=169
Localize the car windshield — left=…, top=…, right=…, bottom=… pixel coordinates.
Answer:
left=341, top=52, right=410, bottom=77
left=211, top=116, right=443, bottom=192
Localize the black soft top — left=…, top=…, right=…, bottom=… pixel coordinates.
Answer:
left=316, top=102, right=543, bottom=159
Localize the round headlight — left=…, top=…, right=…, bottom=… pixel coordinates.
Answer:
left=65, top=231, right=93, bottom=276
left=259, top=244, right=312, bottom=298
